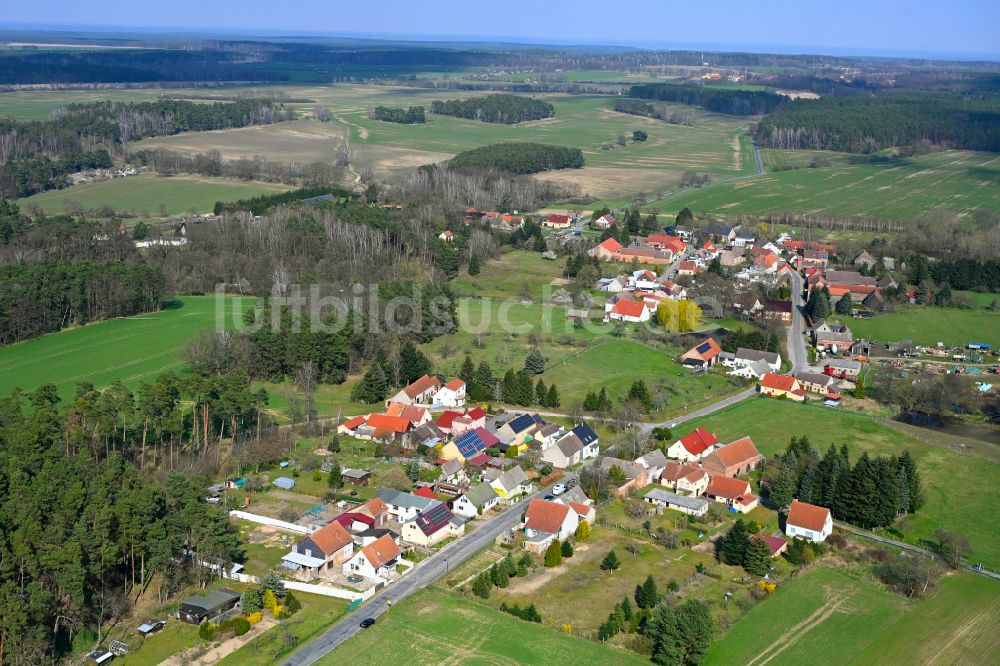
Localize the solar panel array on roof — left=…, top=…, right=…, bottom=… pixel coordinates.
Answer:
left=572, top=423, right=598, bottom=446
left=415, top=503, right=453, bottom=536
left=696, top=341, right=713, bottom=354
left=455, top=430, right=486, bottom=458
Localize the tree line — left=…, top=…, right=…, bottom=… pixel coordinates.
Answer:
left=0, top=99, right=295, bottom=197
left=764, top=436, right=924, bottom=530
left=449, top=142, right=584, bottom=175
left=132, top=148, right=346, bottom=191
left=430, top=94, right=555, bottom=124
left=368, top=105, right=426, bottom=124
left=754, top=92, right=1000, bottom=153
left=628, top=83, right=786, bottom=116
left=0, top=384, right=244, bottom=663
left=612, top=99, right=695, bottom=125
left=0, top=258, right=164, bottom=344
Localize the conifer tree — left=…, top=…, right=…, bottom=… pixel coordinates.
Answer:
left=459, top=355, right=475, bottom=383
left=743, top=536, right=772, bottom=576
left=719, top=519, right=750, bottom=565
left=535, top=379, right=547, bottom=406
left=545, top=540, right=563, bottom=567
left=601, top=548, right=621, bottom=573
left=546, top=384, right=560, bottom=408
left=524, top=349, right=546, bottom=374
left=467, top=252, right=481, bottom=276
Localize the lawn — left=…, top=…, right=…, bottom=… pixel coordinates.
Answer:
left=486, top=516, right=713, bottom=635
left=655, top=150, right=1000, bottom=220
left=0, top=295, right=247, bottom=401
left=115, top=620, right=202, bottom=666
left=217, top=593, right=349, bottom=666
left=318, top=588, right=650, bottom=665
left=835, top=306, right=1000, bottom=348
left=451, top=250, right=568, bottom=302
left=705, top=568, right=1000, bottom=666
left=678, top=398, right=1000, bottom=568
left=17, top=173, right=291, bottom=216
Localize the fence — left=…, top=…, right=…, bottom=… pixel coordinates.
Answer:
left=228, top=510, right=316, bottom=534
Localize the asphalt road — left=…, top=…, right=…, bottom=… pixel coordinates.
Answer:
left=788, top=269, right=809, bottom=373
left=281, top=492, right=538, bottom=666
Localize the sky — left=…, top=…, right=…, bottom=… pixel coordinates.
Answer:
left=3, top=0, right=999, bottom=60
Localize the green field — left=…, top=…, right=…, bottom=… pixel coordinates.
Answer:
left=657, top=150, right=1000, bottom=219
left=705, top=568, right=1000, bottom=665
left=132, top=89, right=755, bottom=198
left=319, top=588, right=649, bottom=665
left=680, top=398, right=1000, bottom=568
left=17, top=173, right=292, bottom=216
left=0, top=295, right=246, bottom=401
left=835, top=306, right=1000, bottom=348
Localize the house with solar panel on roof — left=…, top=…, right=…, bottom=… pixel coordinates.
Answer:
left=540, top=423, right=600, bottom=468
left=680, top=338, right=723, bottom=368
left=400, top=501, right=465, bottom=547
left=439, top=426, right=500, bottom=463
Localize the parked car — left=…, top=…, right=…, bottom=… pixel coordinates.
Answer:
left=552, top=483, right=566, bottom=495
left=360, top=617, right=376, bottom=628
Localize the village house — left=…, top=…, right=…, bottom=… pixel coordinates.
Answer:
left=523, top=498, right=579, bottom=541
left=561, top=500, right=596, bottom=525
left=498, top=413, right=548, bottom=451
left=338, top=413, right=414, bottom=444
left=785, top=499, right=833, bottom=542
left=438, top=458, right=468, bottom=486
left=541, top=423, right=599, bottom=468
left=705, top=476, right=758, bottom=513
left=400, top=502, right=463, bottom=547
left=281, top=520, right=355, bottom=580
left=732, top=293, right=763, bottom=314
left=825, top=358, right=863, bottom=379
left=436, top=406, right=486, bottom=437
left=594, top=213, right=616, bottom=229
left=490, top=466, right=533, bottom=501
left=667, top=426, right=721, bottom=462
left=342, top=469, right=372, bottom=486
left=733, top=235, right=756, bottom=248
left=385, top=402, right=432, bottom=426
left=387, top=374, right=442, bottom=407
left=727, top=357, right=773, bottom=380
left=606, top=298, right=651, bottom=323
left=452, top=483, right=501, bottom=518
left=630, top=268, right=661, bottom=291
left=343, top=534, right=401, bottom=580
left=635, top=449, right=669, bottom=482
left=543, top=213, right=572, bottom=229
left=659, top=461, right=709, bottom=496
left=705, top=223, right=738, bottom=243
left=812, top=321, right=854, bottom=351
left=719, top=247, right=747, bottom=266
left=643, top=488, right=710, bottom=516
left=439, top=426, right=500, bottom=463
left=758, top=373, right=807, bottom=401
left=432, top=379, right=467, bottom=408
left=701, top=436, right=764, bottom=477
left=680, top=338, right=723, bottom=368
left=438, top=230, right=454, bottom=241
left=643, top=234, right=687, bottom=257
left=376, top=489, right=437, bottom=523
left=795, top=371, right=838, bottom=396
left=802, top=249, right=830, bottom=268
left=676, top=260, right=703, bottom=277
left=853, top=250, right=876, bottom=269
left=598, top=457, right=650, bottom=497
left=723, top=347, right=781, bottom=373
left=760, top=299, right=792, bottom=323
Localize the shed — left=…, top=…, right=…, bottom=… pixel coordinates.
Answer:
left=273, top=477, right=295, bottom=490
left=137, top=620, right=166, bottom=636
left=86, top=650, right=114, bottom=666
left=178, top=588, right=241, bottom=624
left=342, top=469, right=371, bottom=486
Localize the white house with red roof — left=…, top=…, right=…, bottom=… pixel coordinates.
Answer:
left=438, top=230, right=454, bottom=241
left=388, top=374, right=442, bottom=407
left=594, top=214, right=616, bottom=229
left=785, top=499, right=833, bottom=542
left=523, top=498, right=579, bottom=542
left=705, top=476, right=758, bottom=513
left=605, top=298, right=650, bottom=323
left=543, top=213, right=572, bottom=228
left=759, top=373, right=807, bottom=402
left=342, top=534, right=401, bottom=580
left=433, top=379, right=467, bottom=408
left=667, top=426, right=721, bottom=461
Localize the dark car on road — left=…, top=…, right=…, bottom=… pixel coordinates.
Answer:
left=360, top=617, right=376, bottom=628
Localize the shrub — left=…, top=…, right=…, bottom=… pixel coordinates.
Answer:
left=232, top=616, right=251, bottom=636
left=544, top=540, right=563, bottom=567
left=284, top=590, right=302, bottom=615
left=273, top=605, right=290, bottom=619
left=198, top=622, right=217, bottom=641
left=246, top=611, right=263, bottom=625
left=262, top=588, right=278, bottom=611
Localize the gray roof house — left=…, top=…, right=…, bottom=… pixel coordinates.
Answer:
left=643, top=489, right=709, bottom=516
left=490, top=466, right=532, bottom=500
left=452, top=483, right=501, bottom=519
